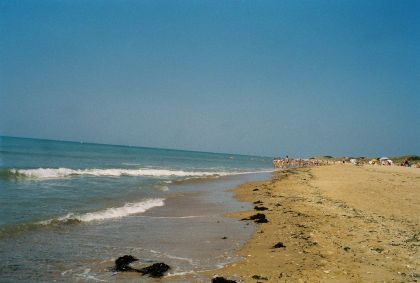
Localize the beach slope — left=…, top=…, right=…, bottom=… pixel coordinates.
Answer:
left=212, top=165, right=420, bottom=282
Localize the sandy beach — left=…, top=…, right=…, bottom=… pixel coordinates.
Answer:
left=209, top=165, right=420, bottom=282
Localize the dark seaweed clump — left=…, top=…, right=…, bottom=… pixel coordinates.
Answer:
left=113, top=255, right=170, bottom=277
left=212, top=277, right=237, bottom=283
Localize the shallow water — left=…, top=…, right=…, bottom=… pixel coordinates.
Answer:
left=0, top=136, right=272, bottom=282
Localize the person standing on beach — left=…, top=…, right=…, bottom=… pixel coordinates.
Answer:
left=285, top=155, right=290, bottom=168
left=273, top=157, right=281, bottom=169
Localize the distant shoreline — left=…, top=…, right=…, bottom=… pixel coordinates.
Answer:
left=0, top=135, right=272, bottom=158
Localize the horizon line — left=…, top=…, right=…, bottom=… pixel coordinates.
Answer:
left=0, top=135, right=272, bottom=159
left=1, top=135, right=417, bottom=160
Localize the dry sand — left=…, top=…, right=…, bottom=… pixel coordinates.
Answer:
left=208, top=165, right=420, bottom=282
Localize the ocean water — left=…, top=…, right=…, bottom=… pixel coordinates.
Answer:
left=0, top=136, right=272, bottom=282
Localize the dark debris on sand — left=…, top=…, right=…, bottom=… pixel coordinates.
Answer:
left=252, top=274, right=268, bottom=280
left=273, top=242, right=286, bottom=248
left=242, top=213, right=269, bottom=224
left=113, top=255, right=170, bottom=277
left=254, top=206, right=268, bottom=211
left=212, top=276, right=237, bottom=283
left=139, top=262, right=170, bottom=278
left=114, top=255, right=139, bottom=272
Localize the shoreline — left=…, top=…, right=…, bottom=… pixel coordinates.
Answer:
left=206, top=165, right=420, bottom=282
left=87, top=173, right=271, bottom=282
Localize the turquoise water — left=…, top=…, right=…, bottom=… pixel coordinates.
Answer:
left=0, top=136, right=271, bottom=228
left=0, top=136, right=272, bottom=281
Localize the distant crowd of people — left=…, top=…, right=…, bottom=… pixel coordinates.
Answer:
left=272, top=156, right=419, bottom=169
left=369, top=158, right=419, bottom=168
left=272, top=156, right=329, bottom=169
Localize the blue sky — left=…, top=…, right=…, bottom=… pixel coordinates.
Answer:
left=1, top=0, right=419, bottom=157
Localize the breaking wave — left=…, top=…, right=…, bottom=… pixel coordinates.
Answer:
left=40, top=198, right=165, bottom=224
left=4, top=167, right=272, bottom=180
left=0, top=199, right=165, bottom=238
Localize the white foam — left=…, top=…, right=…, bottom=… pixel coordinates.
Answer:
left=12, top=167, right=272, bottom=179
left=148, top=250, right=195, bottom=265
left=41, top=198, right=165, bottom=224
left=166, top=270, right=196, bottom=277
left=154, top=185, right=169, bottom=191
left=138, top=215, right=205, bottom=219
left=74, top=268, right=106, bottom=282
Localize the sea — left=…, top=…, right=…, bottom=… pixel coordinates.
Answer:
left=0, top=136, right=273, bottom=282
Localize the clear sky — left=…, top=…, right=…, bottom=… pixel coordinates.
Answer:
left=1, top=0, right=419, bottom=157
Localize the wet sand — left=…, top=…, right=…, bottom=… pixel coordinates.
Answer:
left=209, top=165, right=420, bottom=282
